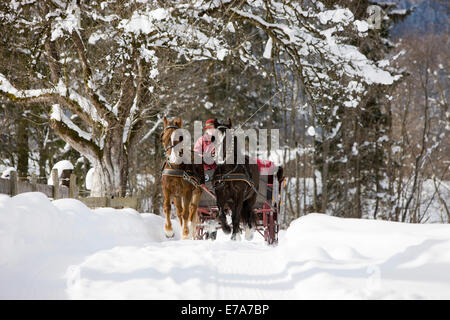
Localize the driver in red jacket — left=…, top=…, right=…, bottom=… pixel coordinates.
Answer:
left=194, top=119, right=218, bottom=172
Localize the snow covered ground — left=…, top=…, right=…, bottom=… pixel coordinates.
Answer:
left=1, top=192, right=450, bottom=299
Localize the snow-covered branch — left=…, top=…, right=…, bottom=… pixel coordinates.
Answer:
left=139, top=116, right=164, bottom=144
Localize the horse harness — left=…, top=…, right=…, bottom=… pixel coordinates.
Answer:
left=161, top=166, right=202, bottom=188
left=213, top=163, right=276, bottom=211
left=213, top=163, right=255, bottom=190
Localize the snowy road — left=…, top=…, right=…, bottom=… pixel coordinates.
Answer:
left=66, top=239, right=283, bottom=299
left=65, top=224, right=450, bottom=300
left=1, top=193, right=450, bottom=299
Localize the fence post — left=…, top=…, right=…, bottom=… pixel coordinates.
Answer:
left=137, top=190, right=143, bottom=213
left=31, top=173, right=37, bottom=192
left=61, top=169, right=72, bottom=188
left=69, top=174, right=77, bottom=198
left=10, top=170, right=18, bottom=196
left=52, top=169, right=60, bottom=200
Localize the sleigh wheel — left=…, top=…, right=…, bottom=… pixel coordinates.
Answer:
left=264, top=211, right=278, bottom=245
left=195, top=224, right=206, bottom=240
left=195, top=212, right=207, bottom=240
left=196, top=207, right=218, bottom=240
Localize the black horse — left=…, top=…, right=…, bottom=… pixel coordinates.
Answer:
left=212, top=119, right=260, bottom=241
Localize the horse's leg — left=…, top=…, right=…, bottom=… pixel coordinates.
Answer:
left=181, top=191, right=192, bottom=240
left=242, top=197, right=256, bottom=241
left=163, top=188, right=174, bottom=238
left=216, top=193, right=231, bottom=234
left=231, top=193, right=244, bottom=241
left=188, top=187, right=202, bottom=239
left=173, top=196, right=183, bottom=226
left=217, top=207, right=231, bottom=234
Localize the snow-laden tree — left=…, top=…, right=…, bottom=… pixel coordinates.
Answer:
left=0, top=0, right=234, bottom=196
left=0, top=0, right=400, bottom=198
left=221, top=0, right=401, bottom=216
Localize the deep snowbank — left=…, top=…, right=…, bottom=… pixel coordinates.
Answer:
left=284, top=213, right=450, bottom=261
left=281, top=214, right=450, bottom=299
left=0, top=192, right=180, bottom=298
left=1, top=192, right=450, bottom=299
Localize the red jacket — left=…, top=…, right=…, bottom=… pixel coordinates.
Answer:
left=194, top=134, right=217, bottom=171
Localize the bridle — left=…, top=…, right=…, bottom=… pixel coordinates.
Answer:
left=161, top=125, right=180, bottom=153
left=216, top=125, right=229, bottom=131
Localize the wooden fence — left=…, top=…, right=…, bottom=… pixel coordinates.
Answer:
left=0, top=169, right=139, bottom=211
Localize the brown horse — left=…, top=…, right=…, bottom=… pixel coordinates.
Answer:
left=160, top=117, right=204, bottom=239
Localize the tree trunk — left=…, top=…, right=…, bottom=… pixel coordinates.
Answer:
left=302, top=116, right=307, bottom=216
left=16, top=114, right=29, bottom=178
left=97, top=131, right=128, bottom=197
left=311, top=114, right=318, bottom=212
left=321, top=130, right=329, bottom=214
left=295, top=142, right=300, bottom=218
left=342, top=107, right=350, bottom=217
left=386, top=103, right=394, bottom=220
left=402, top=61, right=430, bottom=222
left=354, top=114, right=362, bottom=219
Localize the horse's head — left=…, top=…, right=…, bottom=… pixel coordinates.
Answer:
left=214, top=118, right=232, bottom=164
left=161, top=117, right=183, bottom=161
left=214, top=118, right=232, bottom=134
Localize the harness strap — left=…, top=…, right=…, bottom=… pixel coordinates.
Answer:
left=160, top=125, right=179, bottom=138
left=214, top=172, right=276, bottom=211
left=163, top=125, right=179, bottom=130
left=162, top=168, right=185, bottom=176
left=213, top=173, right=254, bottom=188
left=162, top=168, right=201, bottom=187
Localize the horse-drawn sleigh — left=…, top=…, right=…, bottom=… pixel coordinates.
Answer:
left=160, top=117, right=284, bottom=245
